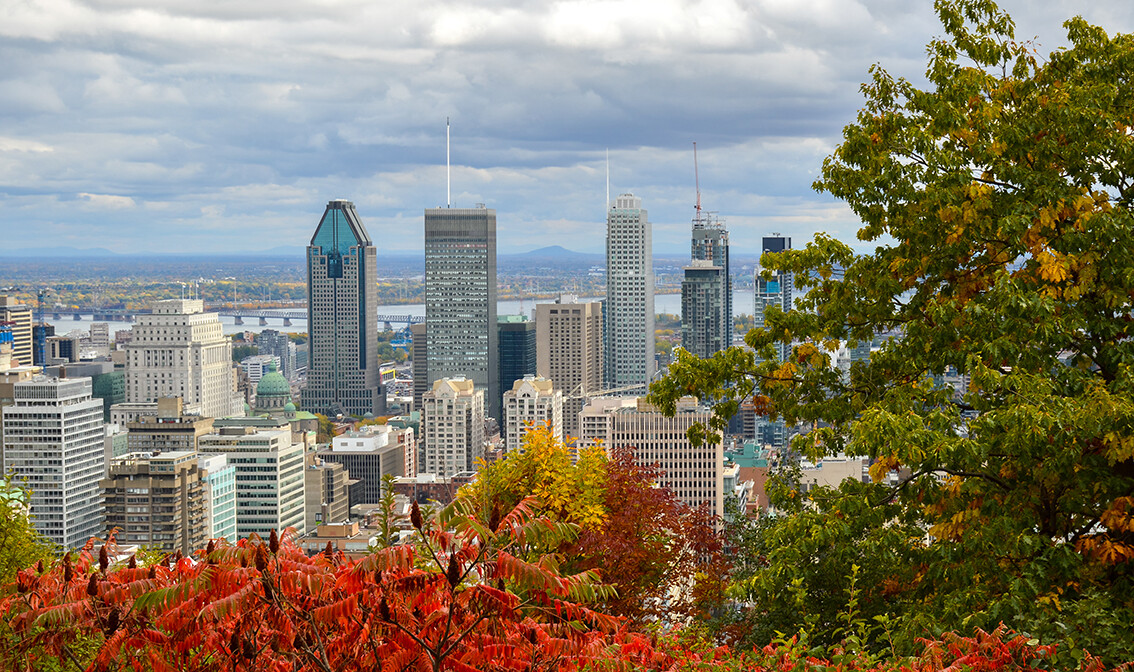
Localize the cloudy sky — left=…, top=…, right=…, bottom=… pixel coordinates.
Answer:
left=1, top=0, right=1131, bottom=256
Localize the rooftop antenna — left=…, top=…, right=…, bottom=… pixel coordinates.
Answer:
left=446, top=117, right=451, bottom=208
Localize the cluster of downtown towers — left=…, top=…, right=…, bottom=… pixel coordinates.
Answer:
left=303, top=195, right=792, bottom=421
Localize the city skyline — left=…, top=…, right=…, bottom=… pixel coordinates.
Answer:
left=4, top=1, right=1129, bottom=256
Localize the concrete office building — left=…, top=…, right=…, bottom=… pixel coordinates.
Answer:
left=424, top=206, right=498, bottom=419
left=304, top=199, right=385, bottom=418
left=579, top=396, right=724, bottom=518
left=198, top=423, right=306, bottom=538
left=240, top=354, right=282, bottom=385
left=422, top=378, right=485, bottom=478
left=125, top=299, right=242, bottom=419
left=535, top=295, right=603, bottom=442
left=46, top=335, right=81, bottom=364
left=102, top=450, right=208, bottom=555
left=502, top=376, right=563, bottom=453
left=0, top=296, right=33, bottom=368
left=2, top=377, right=106, bottom=548
left=318, top=424, right=411, bottom=504
left=498, top=315, right=535, bottom=411
left=604, top=194, right=654, bottom=393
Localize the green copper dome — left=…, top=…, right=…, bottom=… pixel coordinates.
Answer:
left=256, top=362, right=291, bottom=399
left=284, top=401, right=297, bottom=413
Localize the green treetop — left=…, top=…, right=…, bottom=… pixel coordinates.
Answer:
left=651, top=0, right=1134, bottom=663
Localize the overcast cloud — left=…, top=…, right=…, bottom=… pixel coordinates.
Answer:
left=1, top=0, right=1131, bottom=256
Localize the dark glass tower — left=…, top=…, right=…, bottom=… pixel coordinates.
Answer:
left=498, top=315, right=536, bottom=407
left=424, top=206, right=499, bottom=420
left=304, top=200, right=383, bottom=418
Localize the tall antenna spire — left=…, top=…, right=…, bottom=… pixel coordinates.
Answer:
left=446, top=117, right=451, bottom=208
left=605, top=148, right=610, bottom=211
left=693, top=141, right=701, bottom=215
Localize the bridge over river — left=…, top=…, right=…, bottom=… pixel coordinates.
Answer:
left=58, top=306, right=423, bottom=329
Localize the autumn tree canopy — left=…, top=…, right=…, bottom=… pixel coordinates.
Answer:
left=651, top=0, right=1134, bottom=663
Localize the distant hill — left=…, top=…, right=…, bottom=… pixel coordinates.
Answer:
left=0, top=246, right=119, bottom=257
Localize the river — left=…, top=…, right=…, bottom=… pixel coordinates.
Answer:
left=48, top=290, right=757, bottom=337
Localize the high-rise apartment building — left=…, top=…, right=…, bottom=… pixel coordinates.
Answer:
left=497, top=315, right=535, bottom=411
left=681, top=261, right=727, bottom=358
left=579, top=396, right=724, bottom=518
left=198, top=453, right=237, bottom=541
left=0, top=296, right=33, bottom=368
left=198, top=423, right=306, bottom=538
left=424, top=206, right=498, bottom=419
left=102, top=450, right=208, bottom=555
left=754, top=235, right=793, bottom=363
left=605, top=194, right=654, bottom=394
left=536, top=295, right=603, bottom=442
left=682, top=213, right=731, bottom=357
left=502, top=376, right=563, bottom=453
left=422, top=377, right=485, bottom=478
left=257, top=329, right=297, bottom=380
left=304, top=199, right=384, bottom=418
left=754, top=235, right=792, bottom=448
left=2, top=377, right=106, bottom=548
left=125, top=299, right=242, bottom=419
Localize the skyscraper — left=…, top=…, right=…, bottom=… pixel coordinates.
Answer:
left=535, top=295, right=603, bottom=441
left=682, top=211, right=731, bottom=358
left=424, top=206, right=498, bottom=419
left=305, top=199, right=384, bottom=418
left=3, top=377, right=106, bottom=548
left=125, top=299, right=242, bottom=419
left=754, top=235, right=792, bottom=363
left=604, top=193, right=654, bottom=393
left=497, top=315, right=536, bottom=410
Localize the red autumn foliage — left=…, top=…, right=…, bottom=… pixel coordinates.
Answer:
left=0, top=498, right=1121, bottom=671
left=568, top=446, right=727, bottom=623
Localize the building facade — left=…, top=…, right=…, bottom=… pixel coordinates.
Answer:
left=604, top=194, right=654, bottom=394
left=754, top=235, right=793, bottom=363
left=318, top=424, right=411, bottom=504
left=582, top=396, right=724, bottom=519
left=102, top=450, right=208, bottom=555
left=198, top=423, right=306, bottom=539
left=681, top=261, right=728, bottom=358
left=424, top=206, right=498, bottom=419
left=124, top=299, right=242, bottom=419
left=2, top=377, right=106, bottom=548
left=422, top=378, right=485, bottom=478
left=257, top=330, right=297, bottom=381
left=535, top=295, right=603, bottom=442
left=497, top=315, right=535, bottom=411
left=0, top=296, right=33, bottom=368
left=683, top=210, right=731, bottom=357
left=198, top=453, right=238, bottom=541
left=502, top=376, right=563, bottom=453
left=304, top=199, right=384, bottom=418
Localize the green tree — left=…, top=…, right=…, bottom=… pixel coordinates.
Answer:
left=0, top=477, right=55, bottom=585
left=652, top=0, right=1134, bottom=663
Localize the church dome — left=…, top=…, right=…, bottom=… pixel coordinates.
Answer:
left=256, top=362, right=291, bottom=399
left=284, top=401, right=297, bottom=413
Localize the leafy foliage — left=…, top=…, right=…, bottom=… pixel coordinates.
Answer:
left=0, top=477, right=55, bottom=586
left=651, top=0, right=1134, bottom=664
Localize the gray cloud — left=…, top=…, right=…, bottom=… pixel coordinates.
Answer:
left=0, top=0, right=1131, bottom=256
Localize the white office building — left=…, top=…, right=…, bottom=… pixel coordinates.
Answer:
left=605, top=194, right=654, bottom=394
left=2, top=376, right=106, bottom=548
left=125, top=299, right=243, bottom=419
